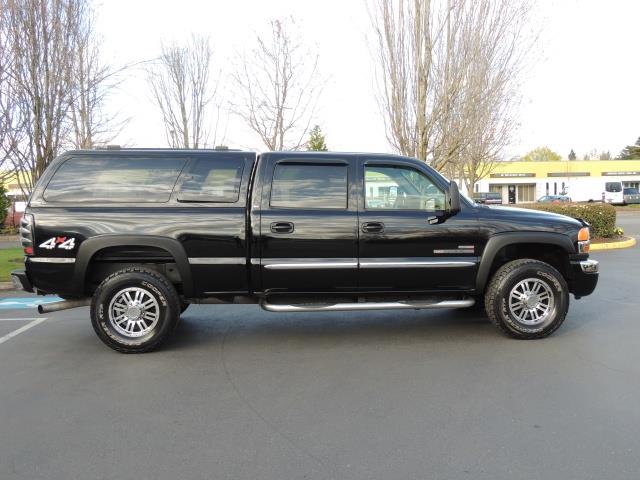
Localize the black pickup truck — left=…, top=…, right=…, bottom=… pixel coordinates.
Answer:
left=12, top=149, right=599, bottom=353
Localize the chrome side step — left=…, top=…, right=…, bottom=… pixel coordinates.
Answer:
left=260, top=298, right=475, bottom=313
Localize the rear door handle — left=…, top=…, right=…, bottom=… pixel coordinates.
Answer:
left=270, top=221, right=294, bottom=234
left=362, top=222, right=384, bottom=233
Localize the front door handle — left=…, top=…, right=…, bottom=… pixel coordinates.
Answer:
left=362, top=222, right=384, bottom=233
left=270, top=221, right=294, bottom=234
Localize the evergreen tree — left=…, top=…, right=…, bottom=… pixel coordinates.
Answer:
left=0, top=185, right=9, bottom=226
left=568, top=149, right=576, bottom=161
left=306, top=125, right=328, bottom=151
left=617, top=137, right=640, bottom=159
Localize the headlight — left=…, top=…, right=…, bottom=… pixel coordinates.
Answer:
left=577, top=227, right=590, bottom=253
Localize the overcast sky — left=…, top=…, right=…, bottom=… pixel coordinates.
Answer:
left=95, top=0, right=640, bottom=159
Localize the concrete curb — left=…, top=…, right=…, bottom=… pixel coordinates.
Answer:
left=590, top=236, right=636, bottom=251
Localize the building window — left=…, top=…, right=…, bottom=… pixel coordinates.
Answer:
left=546, top=182, right=549, bottom=195
left=517, top=184, right=536, bottom=203
left=554, top=182, right=557, bottom=195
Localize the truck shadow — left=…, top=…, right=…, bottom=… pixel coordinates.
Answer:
left=165, top=305, right=509, bottom=351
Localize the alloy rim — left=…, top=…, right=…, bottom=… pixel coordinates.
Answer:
left=508, top=278, right=554, bottom=327
left=108, top=287, right=160, bottom=338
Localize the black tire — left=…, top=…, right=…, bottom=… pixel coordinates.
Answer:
left=484, top=259, right=569, bottom=339
left=90, top=267, right=180, bottom=353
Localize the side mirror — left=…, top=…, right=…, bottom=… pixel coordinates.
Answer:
left=446, top=181, right=461, bottom=217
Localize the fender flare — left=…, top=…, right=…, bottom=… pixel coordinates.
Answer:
left=476, top=232, right=575, bottom=292
left=73, top=235, right=193, bottom=297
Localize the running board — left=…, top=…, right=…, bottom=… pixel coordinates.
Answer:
left=260, top=298, right=475, bottom=313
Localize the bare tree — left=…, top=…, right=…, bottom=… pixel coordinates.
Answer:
left=0, top=0, right=86, bottom=194
left=456, top=1, right=531, bottom=193
left=232, top=18, right=322, bottom=151
left=147, top=35, right=219, bottom=149
left=0, top=12, right=17, bottom=178
left=370, top=0, right=532, bottom=186
left=69, top=3, right=127, bottom=149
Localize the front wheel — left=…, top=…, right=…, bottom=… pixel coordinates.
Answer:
left=90, top=267, right=180, bottom=353
left=484, top=259, right=569, bottom=339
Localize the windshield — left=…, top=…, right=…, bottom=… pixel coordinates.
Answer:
left=605, top=182, right=622, bottom=193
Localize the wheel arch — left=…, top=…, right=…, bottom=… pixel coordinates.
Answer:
left=476, top=232, right=574, bottom=293
left=73, top=235, right=194, bottom=297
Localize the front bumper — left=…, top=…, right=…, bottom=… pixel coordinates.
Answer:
left=11, top=269, right=33, bottom=293
left=569, top=259, right=599, bottom=298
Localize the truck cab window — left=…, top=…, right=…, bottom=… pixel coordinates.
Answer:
left=365, top=165, right=445, bottom=210
left=270, top=163, right=348, bottom=209
left=177, top=157, right=244, bottom=203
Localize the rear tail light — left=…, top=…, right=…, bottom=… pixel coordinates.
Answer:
left=20, top=214, right=34, bottom=256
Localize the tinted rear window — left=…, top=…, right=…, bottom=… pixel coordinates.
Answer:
left=176, top=157, right=244, bottom=203
left=44, top=156, right=186, bottom=203
left=270, top=163, right=348, bottom=209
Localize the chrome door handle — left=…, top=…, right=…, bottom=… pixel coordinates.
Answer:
left=362, top=222, right=384, bottom=233
left=270, top=222, right=294, bottom=234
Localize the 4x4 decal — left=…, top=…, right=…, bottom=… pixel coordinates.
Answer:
left=39, top=236, right=76, bottom=250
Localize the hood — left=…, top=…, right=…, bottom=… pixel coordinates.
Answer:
left=479, top=204, right=584, bottom=230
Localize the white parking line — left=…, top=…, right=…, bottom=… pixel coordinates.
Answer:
left=0, top=317, right=48, bottom=345
left=0, top=317, right=43, bottom=321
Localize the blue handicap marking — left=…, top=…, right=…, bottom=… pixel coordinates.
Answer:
left=0, top=296, right=63, bottom=310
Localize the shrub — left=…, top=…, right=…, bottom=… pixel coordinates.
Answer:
left=521, top=203, right=617, bottom=238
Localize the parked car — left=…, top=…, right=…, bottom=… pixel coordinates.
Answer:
left=12, top=148, right=599, bottom=353
left=538, top=195, right=572, bottom=204
left=623, top=187, right=640, bottom=205
left=473, top=192, right=502, bottom=205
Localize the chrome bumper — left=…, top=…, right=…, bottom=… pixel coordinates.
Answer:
left=580, top=259, right=599, bottom=274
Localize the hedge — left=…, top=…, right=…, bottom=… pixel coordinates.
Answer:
left=520, top=203, right=617, bottom=238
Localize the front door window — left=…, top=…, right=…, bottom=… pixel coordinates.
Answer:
left=364, top=165, right=445, bottom=211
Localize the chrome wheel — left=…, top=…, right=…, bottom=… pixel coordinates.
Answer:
left=108, top=287, right=160, bottom=338
left=508, top=278, right=554, bottom=327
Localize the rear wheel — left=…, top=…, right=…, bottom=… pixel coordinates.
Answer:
left=484, top=259, right=569, bottom=339
left=90, top=267, right=180, bottom=353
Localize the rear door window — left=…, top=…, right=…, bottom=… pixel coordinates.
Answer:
left=176, top=157, right=244, bottom=203
left=270, top=163, right=348, bottom=209
left=44, top=156, right=186, bottom=203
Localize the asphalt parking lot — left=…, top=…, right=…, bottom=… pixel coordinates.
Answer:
left=0, top=215, right=639, bottom=480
